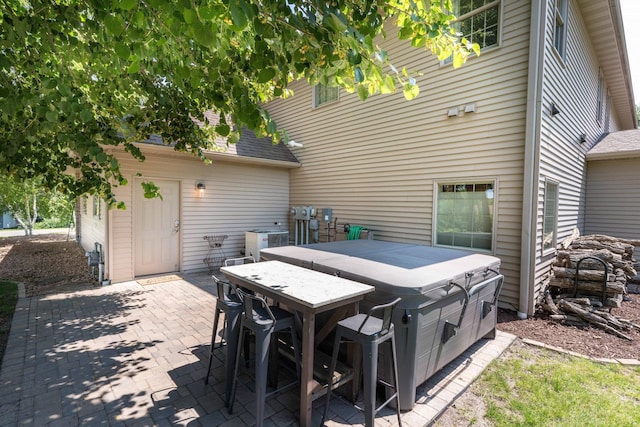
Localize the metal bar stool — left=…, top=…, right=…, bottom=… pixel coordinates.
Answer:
left=204, top=257, right=256, bottom=404
left=204, top=275, right=244, bottom=407
left=322, top=297, right=403, bottom=427
left=229, top=288, right=301, bottom=427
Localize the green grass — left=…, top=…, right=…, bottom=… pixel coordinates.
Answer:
left=0, top=280, right=19, bottom=364
left=478, top=345, right=640, bottom=427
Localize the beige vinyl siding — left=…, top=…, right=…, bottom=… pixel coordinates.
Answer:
left=109, top=186, right=133, bottom=283
left=265, top=0, right=530, bottom=310
left=585, top=158, right=640, bottom=239
left=534, top=0, right=627, bottom=302
left=77, top=195, right=107, bottom=265
left=108, top=147, right=290, bottom=282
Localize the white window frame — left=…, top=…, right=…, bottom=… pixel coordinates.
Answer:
left=433, top=180, right=496, bottom=253
left=93, top=196, right=102, bottom=220
left=451, top=0, right=502, bottom=52
left=605, top=92, right=611, bottom=132
left=312, top=84, right=339, bottom=108
left=596, top=71, right=604, bottom=125
left=553, top=0, right=568, bottom=60
left=542, top=179, right=559, bottom=255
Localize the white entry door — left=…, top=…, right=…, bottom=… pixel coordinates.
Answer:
left=134, top=179, right=180, bottom=276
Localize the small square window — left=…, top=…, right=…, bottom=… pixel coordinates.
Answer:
left=93, top=196, right=102, bottom=220
left=596, top=72, right=604, bottom=125
left=543, top=180, right=559, bottom=253
left=313, top=84, right=339, bottom=107
left=553, top=0, right=568, bottom=60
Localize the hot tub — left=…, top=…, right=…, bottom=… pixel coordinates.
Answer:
left=260, top=240, right=503, bottom=410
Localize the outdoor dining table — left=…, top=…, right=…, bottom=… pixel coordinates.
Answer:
left=220, top=260, right=374, bottom=427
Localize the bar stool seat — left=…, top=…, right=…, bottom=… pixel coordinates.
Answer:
left=205, top=257, right=256, bottom=404
left=322, top=297, right=403, bottom=427
left=205, top=275, right=244, bottom=406
left=229, top=288, right=301, bottom=427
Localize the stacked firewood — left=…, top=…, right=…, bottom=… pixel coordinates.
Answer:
left=541, top=233, right=640, bottom=340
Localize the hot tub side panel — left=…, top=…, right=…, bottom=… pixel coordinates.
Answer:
left=376, top=273, right=502, bottom=411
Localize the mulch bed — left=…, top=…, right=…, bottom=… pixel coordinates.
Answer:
left=0, top=233, right=98, bottom=296
left=497, top=297, right=640, bottom=360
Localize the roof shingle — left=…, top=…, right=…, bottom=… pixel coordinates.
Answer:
left=140, top=110, right=299, bottom=165
left=587, top=129, right=640, bottom=160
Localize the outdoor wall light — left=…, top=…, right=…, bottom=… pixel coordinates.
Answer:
left=196, top=182, right=206, bottom=192
left=485, top=188, right=494, bottom=199
left=287, top=140, right=304, bottom=148
left=551, top=102, right=561, bottom=116
left=579, top=133, right=587, bottom=143
left=464, top=103, right=476, bottom=113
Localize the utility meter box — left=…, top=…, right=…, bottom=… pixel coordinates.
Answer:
left=321, top=208, right=333, bottom=222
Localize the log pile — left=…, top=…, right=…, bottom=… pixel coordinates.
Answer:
left=541, top=233, right=640, bottom=340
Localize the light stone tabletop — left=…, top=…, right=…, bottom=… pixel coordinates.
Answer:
left=221, top=260, right=373, bottom=309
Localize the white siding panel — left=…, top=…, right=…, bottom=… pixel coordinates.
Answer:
left=110, top=184, right=133, bottom=283
left=265, top=0, right=531, bottom=310
left=585, top=159, right=640, bottom=239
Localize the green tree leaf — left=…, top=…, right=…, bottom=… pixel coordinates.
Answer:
left=104, top=14, right=125, bottom=37
left=141, top=181, right=163, bottom=200
left=114, top=42, right=130, bottom=60
left=229, top=0, right=248, bottom=30
left=119, top=0, right=137, bottom=11
left=192, top=21, right=215, bottom=46
left=0, top=0, right=475, bottom=207
left=216, top=124, right=230, bottom=136
left=183, top=8, right=196, bottom=24
left=79, top=109, right=93, bottom=123
left=403, top=83, right=420, bottom=100
left=357, top=84, right=369, bottom=101
left=45, top=111, right=58, bottom=122
left=257, top=68, right=276, bottom=83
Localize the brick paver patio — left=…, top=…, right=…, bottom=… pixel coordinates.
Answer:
left=0, top=273, right=515, bottom=426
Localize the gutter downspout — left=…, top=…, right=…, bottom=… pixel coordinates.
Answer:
left=519, top=0, right=547, bottom=319
left=103, top=197, right=111, bottom=286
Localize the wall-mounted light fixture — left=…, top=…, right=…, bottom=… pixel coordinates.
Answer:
left=447, top=103, right=476, bottom=117
left=579, top=133, right=587, bottom=143
left=287, top=140, right=304, bottom=148
left=485, top=188, right=494, bottom=200
left=196, top=182, right=206, bottom=192
left=551, top=102, right=560, bottom=116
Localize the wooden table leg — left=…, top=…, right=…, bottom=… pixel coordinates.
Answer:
left=300, top=311, right=315, bottom=427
